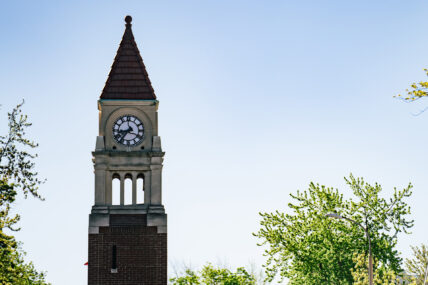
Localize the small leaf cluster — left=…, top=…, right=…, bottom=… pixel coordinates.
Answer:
left=396, top=69, right=428, bottom=101
left=351, top=253, right=409, bottom=285
left=169, top=264, right=256, bottom=285
left=404, top=244, right=428, bottom=284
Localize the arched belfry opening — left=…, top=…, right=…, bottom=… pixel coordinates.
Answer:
left=137, top=173, right=144, bottom=204
left=88, top=15, right=167, bottom=285
left=112, top=174, right=121, bottom=205
left=124, top=174, right=132, bottom=205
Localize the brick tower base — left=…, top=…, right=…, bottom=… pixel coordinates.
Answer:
left=88, top=213, right=167, bottom=285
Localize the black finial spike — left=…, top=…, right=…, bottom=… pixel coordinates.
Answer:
left=125, top=15, right=132, bottom=28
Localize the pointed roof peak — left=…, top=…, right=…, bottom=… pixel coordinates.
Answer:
left=100, top=16, right=157, bottom=100
left=124, top=15, right=133, bottom=36
left=125, top=15, right=132, bottom=26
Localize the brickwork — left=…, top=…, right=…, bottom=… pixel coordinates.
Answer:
left=88, top=215, right=167, bottom=285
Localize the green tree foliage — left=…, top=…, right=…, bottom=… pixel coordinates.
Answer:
left=0, top=101, right=44, bottom=198
left=169, top=263, right=257, bottom=285
left=404, top=244, right=428, bottom=284
left=0, top=102, right=49, bottom=284
left=396, top=69, right=428, bottom=101
left=351, top=253, right=408, bottom=285
left=254, top=175, right=413, bottom=284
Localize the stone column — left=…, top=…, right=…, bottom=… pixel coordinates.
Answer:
left=132, top=174, right=137, bottom=205
left=120, top=174, right=124, bottom=205
left=150, top=166, right=162, bottom=205
left=144, top=171, right=151, bottom=205
left=94, top=168, right=106, bottom=205
left=105, top=172, right=112, bottom=205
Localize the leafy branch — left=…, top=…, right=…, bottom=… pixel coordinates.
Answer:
left=396, top=69, right=428, bottom=101
left=0, top=100, right=45, bottom=199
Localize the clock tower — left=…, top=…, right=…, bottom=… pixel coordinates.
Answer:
left=88, top=16, right=167, bottom=285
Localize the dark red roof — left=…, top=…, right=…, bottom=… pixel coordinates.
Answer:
left=100, top=16, right=156, bottom=100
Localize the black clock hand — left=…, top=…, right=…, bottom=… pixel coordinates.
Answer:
left=119, top=127, right=133, bottom=142
left=119, top=129, right=130, bottom=142
left=118, top=133, right=126, bottom=143
left=115, top=129, right=126, bottom=140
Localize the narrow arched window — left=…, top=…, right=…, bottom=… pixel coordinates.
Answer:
left=111, top=244, right=118, bottom=273
left=136, top=173, right=144, bottom=204
left=112, top=174, right=120, bottom=205
left=124, top=174, right=132, bottom=205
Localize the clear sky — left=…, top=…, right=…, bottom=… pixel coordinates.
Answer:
left=2, top=0, right=428, bottom=283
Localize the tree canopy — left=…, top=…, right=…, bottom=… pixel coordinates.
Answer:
left=169, top=263, right=257, bottom=285
left=254, top=175, right=413, bottom=284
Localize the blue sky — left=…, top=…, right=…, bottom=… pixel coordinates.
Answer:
left=2, top=0, right=428, bottom=283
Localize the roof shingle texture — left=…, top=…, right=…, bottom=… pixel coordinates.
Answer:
left=100, top=21, right=156, bottom=100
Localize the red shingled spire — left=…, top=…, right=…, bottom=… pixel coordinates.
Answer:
left=100, top=15, right=156, bottom=100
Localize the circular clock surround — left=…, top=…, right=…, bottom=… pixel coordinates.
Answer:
left=112, top=115, right=145, bottom=146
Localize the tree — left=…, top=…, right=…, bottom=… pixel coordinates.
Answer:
left=169, top=263, right=257, bottom=285
left=404, top=244, right=428, bottom=284
left=396, top=69, right=428, bottom=101
left=0, top=101, right=49, bottom=284
left=254, top=175, right=413, bottom=284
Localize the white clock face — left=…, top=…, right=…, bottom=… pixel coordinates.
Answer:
left=112, top=115, right=144, bottom=146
